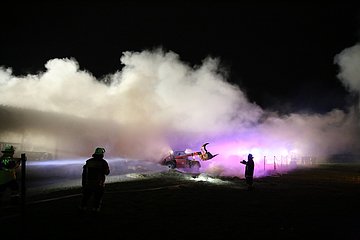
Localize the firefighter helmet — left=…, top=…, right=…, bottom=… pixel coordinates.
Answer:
left=94, top=147, right=105, bottom=155
left=1, top=145, right=15, bottom=153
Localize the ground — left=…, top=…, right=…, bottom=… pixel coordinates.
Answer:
left=1, top=163, right=360, bottom=240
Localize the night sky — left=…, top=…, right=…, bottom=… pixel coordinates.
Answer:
left=1, top=2, right=360, bottom=113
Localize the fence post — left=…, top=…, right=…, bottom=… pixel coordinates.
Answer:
left=274, top=156, right=277, bottom=170
left=263, top=156, right=266, bottom=171
left=20, top=153, right=27, bottom=216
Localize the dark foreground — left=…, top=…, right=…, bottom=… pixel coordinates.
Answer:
left=1, top=163, right=360, bottom=240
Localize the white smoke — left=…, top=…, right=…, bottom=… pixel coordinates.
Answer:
left=335, top=44, right=360, bottom=92
left=257, top=109, right=360, bottom=157
left=0, top=49, right=261, bottom=160
left=0, top=47, right=359, bottom=166
left=334, top=43, right=360, bottom=109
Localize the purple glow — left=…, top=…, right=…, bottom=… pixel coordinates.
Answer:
left=192, top=131, right=314, bottom=178
left=25, top=158, right=169, bottom=193
left=27, top=159, right=85, bottom=166
left=0, top=48, right=359, bottom=184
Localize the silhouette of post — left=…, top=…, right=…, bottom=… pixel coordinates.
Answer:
left=20, top=153, right=27, bottom=215
left=263, top=156, right=266, bottom=171
left=274, top=156, right=277, bottom=170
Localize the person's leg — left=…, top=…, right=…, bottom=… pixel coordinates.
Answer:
left=8, top=180, right=20, bottom=205
left=80, top=187, right=93, bottom=210
left=92, top=187, right=105, bottom=212
left=246, top=177, right=253, bottom=190
left=0, top=183, right=6, bottom=208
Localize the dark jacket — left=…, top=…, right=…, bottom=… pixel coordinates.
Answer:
left=241, top=159, right=254, bottom=178
left=82, top=155, right=110, bottom=187
left=244, top=159, right=254, bottom=177
left=0, top=154, right=21, bottom=184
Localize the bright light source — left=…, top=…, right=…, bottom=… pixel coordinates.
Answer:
left=280, top=148, right=289, bottom=156
left=190, top=174, right=230, bottom=185
left=184, top=148, right=192, bottom=154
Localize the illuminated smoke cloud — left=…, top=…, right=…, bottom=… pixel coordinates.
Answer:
left=1, top=47, right=359, bottom=177
left=0, top=49, right=262, bottom=161
left=205, top=42, right=360, bottom=176
left=196, top=42, right=360, bottom=176
left=334, top=43, right=360, bottom=108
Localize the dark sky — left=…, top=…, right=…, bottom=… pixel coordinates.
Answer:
left=1, top=2, right=360, bottom=113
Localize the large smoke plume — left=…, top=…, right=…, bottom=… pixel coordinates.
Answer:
left=0, top=46, right=359, bottom=176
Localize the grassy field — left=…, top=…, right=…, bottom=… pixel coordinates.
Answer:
left=1, top=163, right=360, bottom=239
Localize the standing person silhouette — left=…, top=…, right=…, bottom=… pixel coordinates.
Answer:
left=241, top=153, right=255, bottom=190
left=80, top=147, right=110, bottom=213
left=0, top=145, right=21, bottom=207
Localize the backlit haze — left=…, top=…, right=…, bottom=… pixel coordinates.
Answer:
left=1, top=46, right=360, bottom=177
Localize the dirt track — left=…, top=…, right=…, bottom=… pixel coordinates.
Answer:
left=1, top=163, right=360, bottom=240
